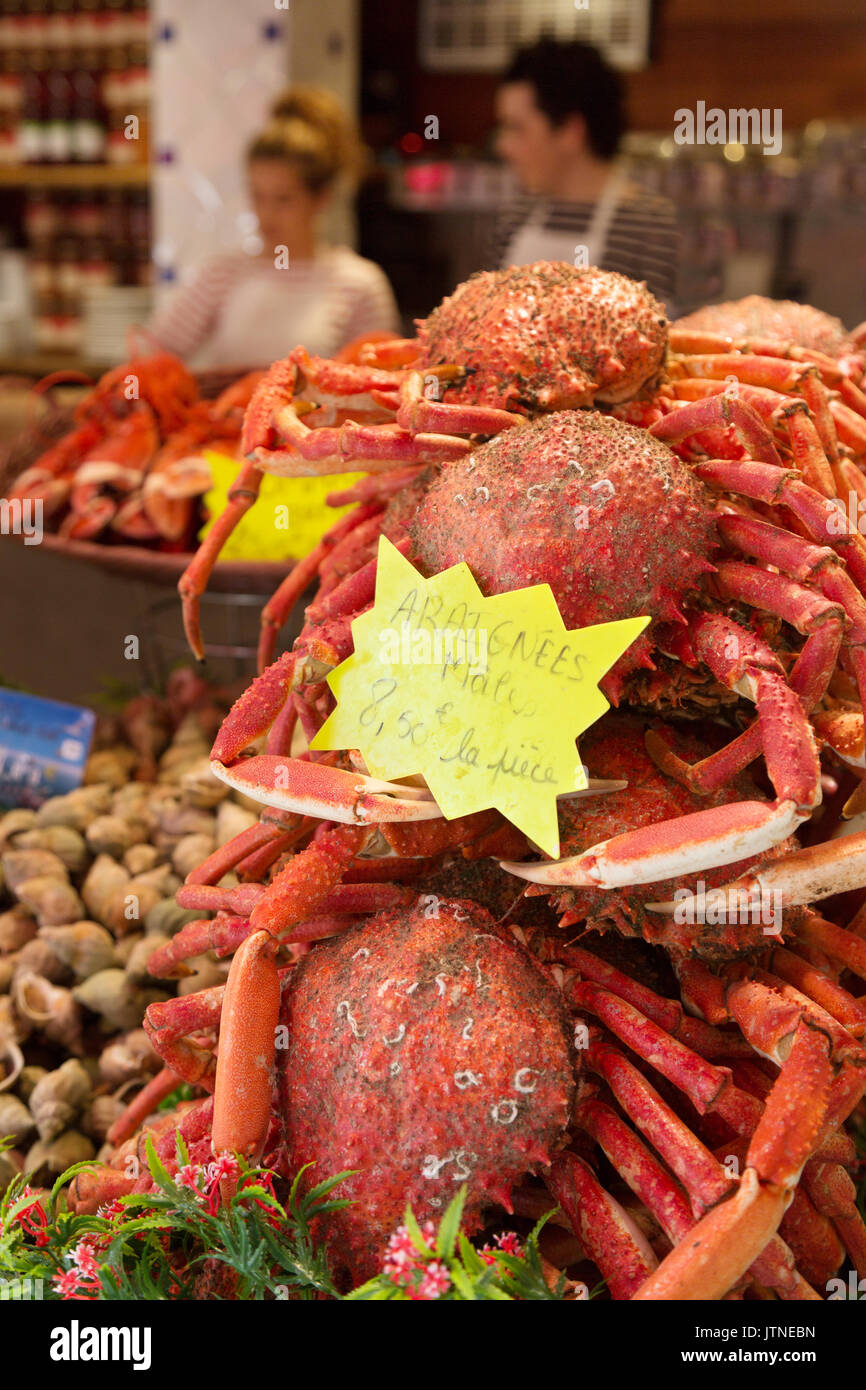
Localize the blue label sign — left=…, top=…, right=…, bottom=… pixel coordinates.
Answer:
left=0, top=689, right=96, bottom=809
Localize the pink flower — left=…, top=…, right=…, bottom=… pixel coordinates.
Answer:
left=53, top=1254, right=102, bottom=1301
left=205, top=1155, right=239, bottom=1186
left=382, top=1220, right=451, bottom=1295
left=480, top=1230, right=525, bottom=1266
left=176, top=1164, right=204, bottom=1192
left=3, top=1185, right=50, bottom=1247
left=96, top=1198, right=127, bottom=1222
left=239, top=1171, right=282, bottom=1230
left=495, top=1231, right=524, bottom=1258
left=416, top=1261, right=451, bottom=1300
left=53, top=1268, right=87, bottom=1299
left=69, top=1239, right=100, bottom=1277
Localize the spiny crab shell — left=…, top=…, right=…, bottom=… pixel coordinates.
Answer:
left=674, top=295, right=851, bottom=358
left=279, top=897, right=575, bottom=1283
left=542, top=714, right=800, bottom=961
left=416, top=262, right=668, bottom=412
left=411, top=410, right=717, bottom=699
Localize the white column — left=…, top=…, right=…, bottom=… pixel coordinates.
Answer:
left=150, top=0, right=291, bottom=299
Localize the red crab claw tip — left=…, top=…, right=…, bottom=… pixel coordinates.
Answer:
left=210, top=755, right=444, bottom=824
left=500, top=856, right=599, bottom=888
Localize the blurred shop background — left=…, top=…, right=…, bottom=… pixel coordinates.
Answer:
left=0, top=0, right=863, bottom=376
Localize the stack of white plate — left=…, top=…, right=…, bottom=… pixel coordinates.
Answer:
left=82, top=287, right=154, bottom=363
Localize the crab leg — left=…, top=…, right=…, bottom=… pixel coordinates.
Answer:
left=632, top=1017, right=833, bottom=1300
left=552, top=942, right=755, bottom=1059
left=142, top=986, right=226, bottom=1091
left=576, top=1098, right=694, bottom=1246
left=257, top=500, right=384, bottom=671
left=159, top=880, right=414, bottom=975
left=504, top=798, right=803, bottom=891
left=185, top=818, right=305, bottom=886
left=105, top=1065, right=182, bottom=1146
left=577, top=1098, right=816, bottom=1298
left=646, top=826, right=866, bottom=917
left=546, top=1150, right=659, bottom=1299
left=695, top=457, right=866, bottom=594
left=147, top=916, right=252, bottom=977
left=178, top=460, right=263, bottom=659
left=669, top=330, right=845, bottom=382
left=395, top=369, right=526, bottom=436
left=648, top=555, right=847, bottom=794
left=719, top=509, right=866, bottom=715
left=650, top=392, right=783, bottom=466
left=326, top=466, right=424, bottom=507
left=211, top=756, right=443, bottom=824
left=211, top=646, right=340, bottom=767
left=506, top=616, right=820, bottom=890
left=249, top=414, right=471, bottom=478
left=795, top=912, right=866, bottom=984
left=211, top=930, right=282, bottom=1166
left=831, top=398, right=866, bottom=455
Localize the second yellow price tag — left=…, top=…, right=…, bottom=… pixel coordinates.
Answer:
left=199, top=450, right=366, bottom=562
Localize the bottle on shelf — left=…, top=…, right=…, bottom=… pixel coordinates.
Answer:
left=44, top=44, right=74, bottom=162
left=70, top=46, right=106, bottom=162
left=19, top=44, right=49, bottom=163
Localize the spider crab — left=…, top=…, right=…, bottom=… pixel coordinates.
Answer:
left=175, top=405, right=866, bottom=946
left=673, top=295, right=866, bottom=382
left=178, top=262, right=669, bottom=656
left=662, top=295, right=866, bottom=465
left=178, top=264, right=866, bottom=666
left=72, top=729, right=866, bottom=1297
left=86, top=267, right=866, bottom=1295
left=4, top=354, right=253, bottom=543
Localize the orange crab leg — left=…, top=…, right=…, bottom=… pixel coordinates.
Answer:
left=507, top=618, right=822, bottom=891
left=395, top=369, right=527, bottom=436
left=651, top=390, right=783, bottom=466
left=256, top=500, right=384, bottom=672
left=105, top=1066, right=182, bottom=1146
left=632, top=1018, right=832, bottom=1300
left=178, top=460, right=263, bottom=659
left=211, top=929, right=282, bottom=1166
left=647, top=827, right=866, bottom=918
left=547, top=1150, right=659, bottom=1299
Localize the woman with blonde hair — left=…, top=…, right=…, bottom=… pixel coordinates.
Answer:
left=145, top=87, right=399, bottom=368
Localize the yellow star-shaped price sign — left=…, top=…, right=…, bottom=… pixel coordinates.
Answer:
left=312, top=537, right=649, bottom=857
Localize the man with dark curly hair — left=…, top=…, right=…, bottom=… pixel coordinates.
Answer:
left=489, top=40, right=678, bottom=311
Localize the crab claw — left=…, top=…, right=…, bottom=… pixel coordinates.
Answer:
left=645, top=826, right=866, bottom=916
left=211, top=646, right=335, bottom=765
left=501, top=799, right=804, bottom=889
left=211, top=754, right=444, bottom=824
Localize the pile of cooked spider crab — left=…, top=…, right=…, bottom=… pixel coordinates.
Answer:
left=2, top=354, right=263, bottom=546
left=71, top=263, right=866, bottom=1300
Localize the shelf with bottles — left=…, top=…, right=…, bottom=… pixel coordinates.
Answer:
left=22, top=185, right=151, bottom=353
left=0, top=0, right=150, bottom=168
left=0, top=163, right=148, bottom=184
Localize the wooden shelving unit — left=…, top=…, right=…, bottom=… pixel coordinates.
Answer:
left=0, top=164, right=150, bottom=189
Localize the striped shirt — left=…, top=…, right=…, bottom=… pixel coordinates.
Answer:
left=146, top=246, right=401, bottom=369
left=485, top=188, right=679, bottom=311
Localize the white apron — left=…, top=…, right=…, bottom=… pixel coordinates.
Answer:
left=503, top=164, right=629, bottom=271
